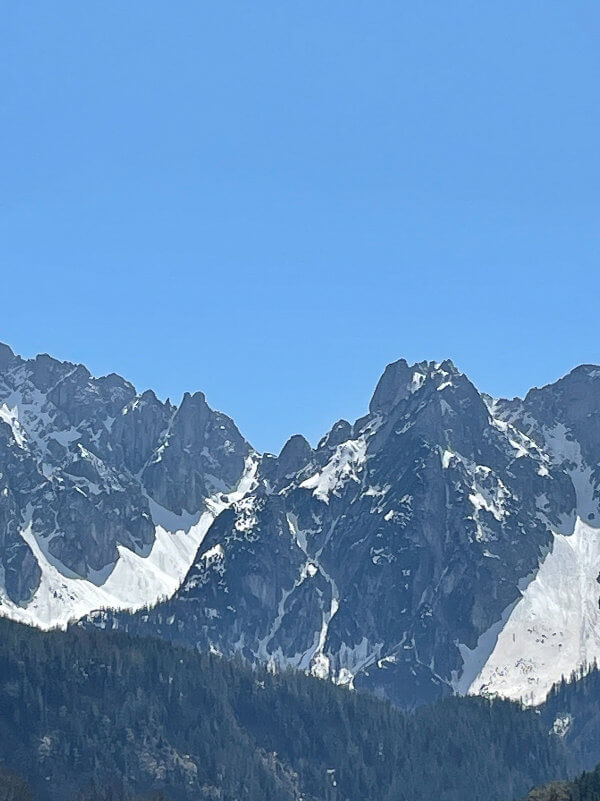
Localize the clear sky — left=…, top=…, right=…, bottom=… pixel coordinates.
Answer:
left=3, top=2, right=599, bottom=453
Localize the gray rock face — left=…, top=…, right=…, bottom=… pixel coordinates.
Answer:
left=0, top=344, right=251, bottom=607
left=0, top=422, right=42, bottom=604
left=497, top=365, right=600, bottom=526
left=142, top=391, right=248, bottom=515
left=260, top=434, right=313, bottom=487
left=93, top=359, right=596, bottom=708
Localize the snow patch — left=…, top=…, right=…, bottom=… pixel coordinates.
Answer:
left=552, top=714, right=572, bottom=737
left=0, top=403, right=26, bottom=447
left=300, top=438, right=367, bottom=504
left=469, top=490, right=505, bottom=522
left=201, top=544, right=224, bottom=562
left=441, top=450, right=455, bottom=469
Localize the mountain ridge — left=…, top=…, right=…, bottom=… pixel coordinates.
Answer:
left=0, top=341, right=254, bottom=627
left=2, top=341, right=600, bottom=710
left=86, top=356, right=600, bottom=707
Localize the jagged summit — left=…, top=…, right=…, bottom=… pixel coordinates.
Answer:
left=277, top=434, right=313, bottom=473
left=0, top=344, right=253, bottom=627
left=85, top=351, right=600, bottom=708
left=0, top=342, right=17, bottom=371
left=369, top=357, right=461, bottom=414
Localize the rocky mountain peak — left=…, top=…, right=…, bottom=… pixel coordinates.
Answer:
left=277, top=434, right=313, bottom=474
left=317, top=419, right=353, bottom=450
left=368, top=358, right=414, bottom=415
left=368, top=358, right=461, bottom=416
left=0, top=345, right=252, bottom=626
left=0, top=342, right=18, bottom=372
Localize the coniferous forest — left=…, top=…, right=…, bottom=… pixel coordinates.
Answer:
left=526, top=762, right=600, bottom=801
left=2, top=618, right=600, bottom=801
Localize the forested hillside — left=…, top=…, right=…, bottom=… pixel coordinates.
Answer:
left=0, top=618, right=588, bottom=801
left=541, top=665, right=600, bottom=773
left=0, top=765, right=33, bottom=801
left=525, top=762, right=600, bottom=801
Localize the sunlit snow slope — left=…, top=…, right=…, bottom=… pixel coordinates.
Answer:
left=0, top=460, right=257, bottom=629
left=468, top=518, right=600, bottom=705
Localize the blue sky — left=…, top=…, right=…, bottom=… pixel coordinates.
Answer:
left=3, top=2, right=599, bottom=453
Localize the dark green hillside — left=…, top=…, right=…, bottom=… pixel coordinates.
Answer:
left=0, top=618, right=585, bottom=801
left=525, top=762, right=600, bottom=801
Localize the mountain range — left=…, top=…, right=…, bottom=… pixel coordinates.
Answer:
left=1, top=341, right=600, bottom=709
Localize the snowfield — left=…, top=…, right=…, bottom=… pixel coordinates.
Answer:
left=467, top=518, right=600, bottom=705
